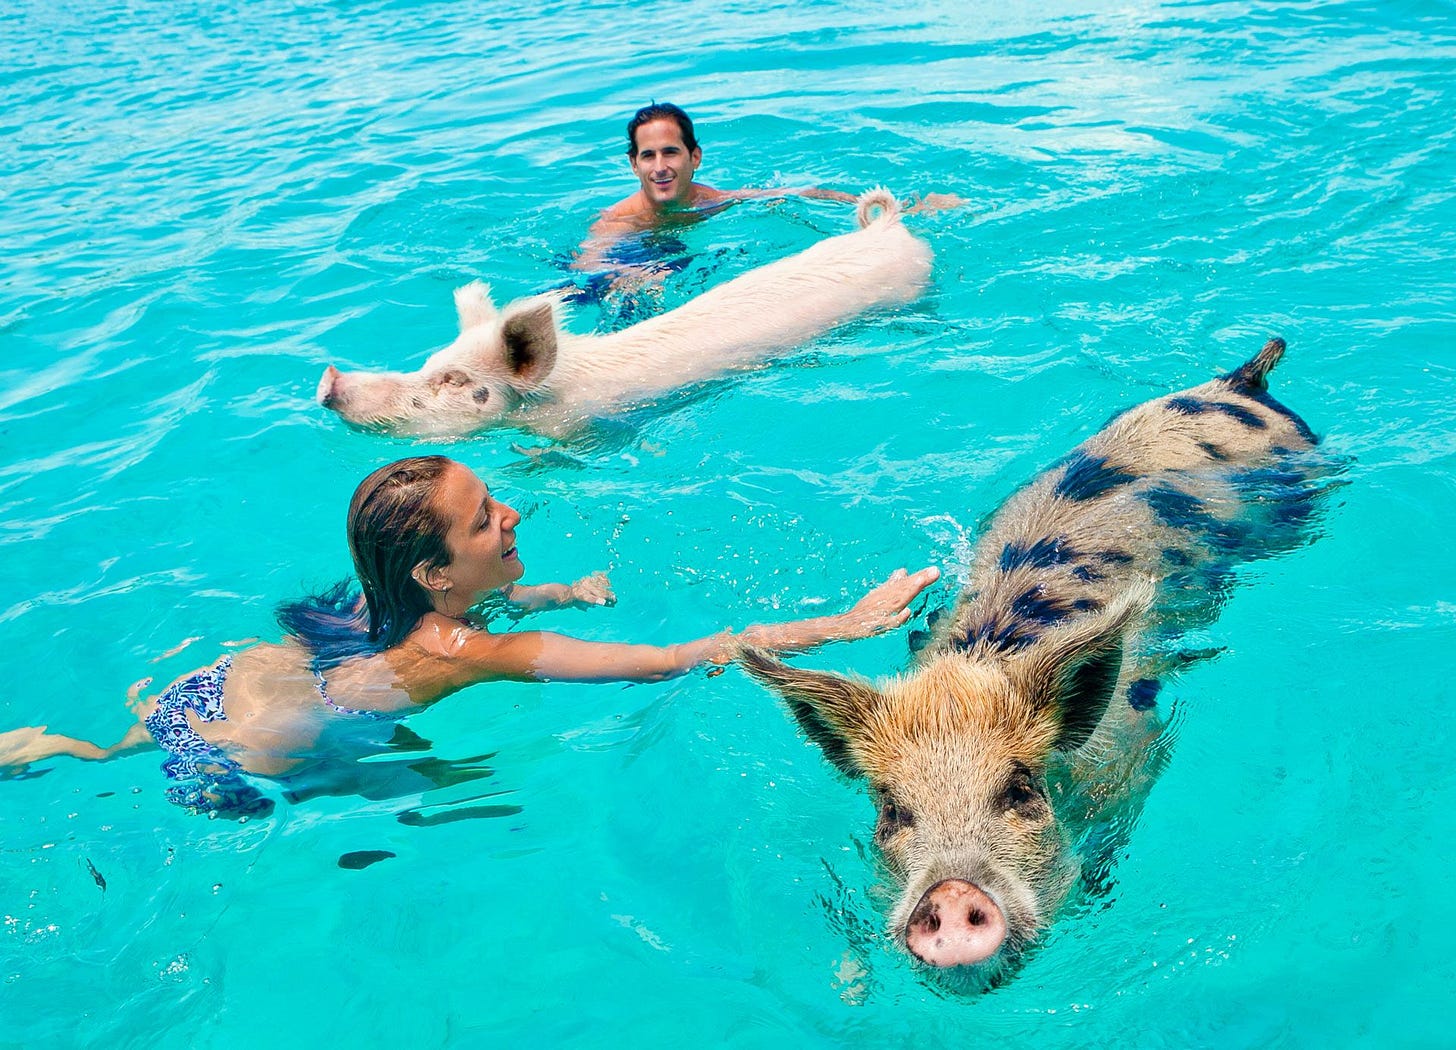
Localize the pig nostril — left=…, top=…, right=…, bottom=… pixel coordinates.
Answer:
left=907, top=880, right=1007, bottom=968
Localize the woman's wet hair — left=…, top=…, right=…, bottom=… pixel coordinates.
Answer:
left=627, top=102, right=698, bottom=157
left=278, top=456, right=455, bottom=666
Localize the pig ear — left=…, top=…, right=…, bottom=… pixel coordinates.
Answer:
left=1013, top=582, right=1152, bottom=752
left=739, top=649, right=880, bottom=779
left=454, top=281, right=498, bottom=332
left=500, top=300, right=559, bottom=388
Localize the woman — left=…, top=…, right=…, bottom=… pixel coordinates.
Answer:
left=0, top=456, right=938, bottom=814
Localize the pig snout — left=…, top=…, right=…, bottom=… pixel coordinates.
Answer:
left=905, top=879, right=1007, bottom=968
left=317, top=365, right=343, bottom=409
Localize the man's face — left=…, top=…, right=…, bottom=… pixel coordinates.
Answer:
left=629, top=118, right=702, bottom=209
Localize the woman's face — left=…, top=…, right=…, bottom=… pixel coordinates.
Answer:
left=431, top=462, right=525, bottom=604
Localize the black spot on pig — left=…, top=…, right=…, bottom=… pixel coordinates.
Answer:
left=1008, top=586, right=1099, bottom=628
left=783, top=696, right=861, bottom=772
left=1232, top=463, right=1331, bottom=539
left=1011, top=586, right=1074, bottom=627
left=1127, top=679, right=1161, bottom=711
left=1210, top=401, right=1267, bottom=429
left=1166, top=396, right=1207, bottom=415
left=1054, top=453, right=1137, bottom=502
left=1000, top=536, right=1078, bottom=572
left=1167, top=396, right=1265, bottom=430
left=1142, top=485, right=1251, bottom=555
left=1241, top=388, right=1318, bottom=444
left=955, top=613, right=1037, bottom=654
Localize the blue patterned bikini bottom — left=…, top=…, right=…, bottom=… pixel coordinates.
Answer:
left=143, top=656, right=273, bottom=818
left=143, top=656, right=399, bottom=817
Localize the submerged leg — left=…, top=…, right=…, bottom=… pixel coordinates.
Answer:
left=0, top=722, right=156, bottom=774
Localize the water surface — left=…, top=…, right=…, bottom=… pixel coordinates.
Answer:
left=3, top=0, right=1454, bottom=1044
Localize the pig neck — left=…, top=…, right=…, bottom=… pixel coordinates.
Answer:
left=531, top=220, right=931, bottom=418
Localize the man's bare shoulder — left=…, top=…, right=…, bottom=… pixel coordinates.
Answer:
left=689, top=183, right=733, bottom=205
left=599, top=192, right=650, bottom=221
left=588, top=193, right=653, bottom=239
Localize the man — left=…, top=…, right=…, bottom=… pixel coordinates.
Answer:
left=577, top=103, right=854, bottom=269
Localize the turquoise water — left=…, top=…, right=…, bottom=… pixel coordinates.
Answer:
left=4, top=0, right=1454, bottom=1043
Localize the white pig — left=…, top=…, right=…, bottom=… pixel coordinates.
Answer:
left=318, top=189, right=932, bottom=438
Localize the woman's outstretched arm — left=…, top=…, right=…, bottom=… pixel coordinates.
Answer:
left=734, top=567, right=940, bottom=653
left=455, top=566, right=940, bottom=686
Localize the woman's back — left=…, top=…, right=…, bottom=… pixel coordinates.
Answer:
left=206, top=641, right=415, bottom=776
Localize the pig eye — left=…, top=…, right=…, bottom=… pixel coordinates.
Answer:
left=876, top=800, right=914, bottom=839
left=472, top=386, right=490, bottom=404
left=1002, top=766, right=1045, bottom=814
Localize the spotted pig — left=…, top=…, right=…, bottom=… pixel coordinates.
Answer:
left=743, top=338, right=1333, bottom=992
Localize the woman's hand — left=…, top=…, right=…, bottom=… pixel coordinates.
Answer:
left=504, top=573, right=617, bottom=612
left=567, top=572, right=616, bottom=608
left=837, top=566, right=941, bottom=640
left=734, top=566, right=941, bottom=655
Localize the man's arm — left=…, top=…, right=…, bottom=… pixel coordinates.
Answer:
left=727, top=186, right=857, bottom=204
left=574, top=189, right=672, bottom=272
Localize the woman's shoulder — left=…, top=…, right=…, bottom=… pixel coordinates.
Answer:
left=403, top=612, right=487, bottom=657
left=399, top=615, right=558, bottom=689
left=391, top=615, right=508, bottom=687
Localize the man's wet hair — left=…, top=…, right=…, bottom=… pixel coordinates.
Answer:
left=627, top=103, right=699, bottom=158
